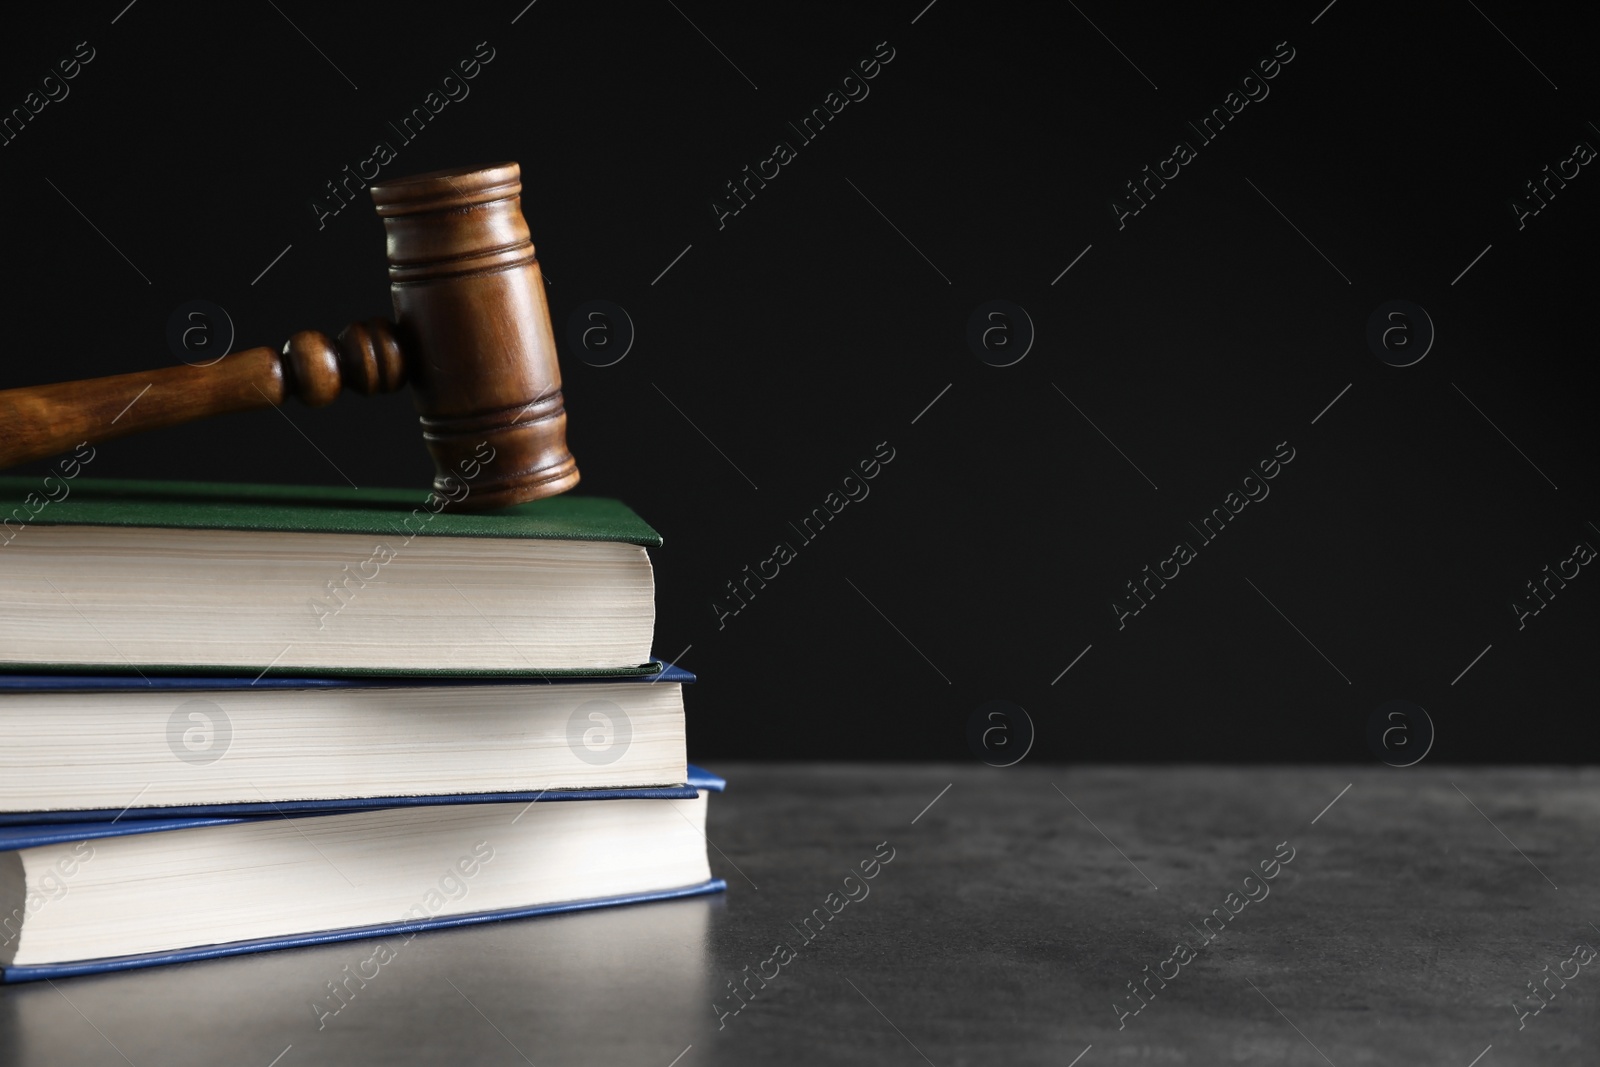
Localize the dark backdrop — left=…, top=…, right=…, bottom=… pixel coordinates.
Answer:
left=3, top=1, right=1594, bottom=763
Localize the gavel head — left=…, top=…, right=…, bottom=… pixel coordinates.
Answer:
left=365, top=162, right=579, bottom=510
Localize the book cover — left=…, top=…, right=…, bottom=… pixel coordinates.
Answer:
left=0, top=880, right=728, bottom=984
left=0, top=476, right=663, bottom=546
left=0, top=477, right=664, bottom=677
left=1, top=668, right=700, bottom=819
left=1, top=769, right=727, bottom=984
left=0, top=663, right=692, bottom=692
left=0, top=765, right=724, bottom=826
left=0, top=766, right=726, bottom=841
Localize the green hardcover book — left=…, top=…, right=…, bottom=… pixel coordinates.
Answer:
left=0, top=476, right=663, bottom=677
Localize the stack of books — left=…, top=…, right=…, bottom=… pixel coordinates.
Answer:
left=0, top=477, right=723, bottom=982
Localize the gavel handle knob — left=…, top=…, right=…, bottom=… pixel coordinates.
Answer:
left=0, top=319, right=405, bottom=470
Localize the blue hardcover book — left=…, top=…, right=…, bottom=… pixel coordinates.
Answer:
left=0, top=666, right=697, bottom=821
left=0, top=769, right=726, bottom=983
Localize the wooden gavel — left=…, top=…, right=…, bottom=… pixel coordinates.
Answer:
left=0, top=162, right=579, bottom=511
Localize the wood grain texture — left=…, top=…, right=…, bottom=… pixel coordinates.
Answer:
left=371, top=162, right=579, bottom=509
left=0, top=163, right=578, bottom=511
left=0, top=328, right=406, bottom=472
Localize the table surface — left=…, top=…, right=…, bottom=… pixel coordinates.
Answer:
left=2, top=764, right=1596, bottom=1066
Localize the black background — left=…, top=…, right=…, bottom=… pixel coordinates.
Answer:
left=3, top=1, right=1594, bottom=763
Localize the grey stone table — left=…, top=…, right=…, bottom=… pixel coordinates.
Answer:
left=3, top=765, right=1597, bottom=1066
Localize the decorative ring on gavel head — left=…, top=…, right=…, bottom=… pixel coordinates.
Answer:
left=370, top=161, right=579, bottom=509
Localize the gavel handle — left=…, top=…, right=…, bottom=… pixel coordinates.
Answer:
left=0, top=321, right=404, bottom=470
